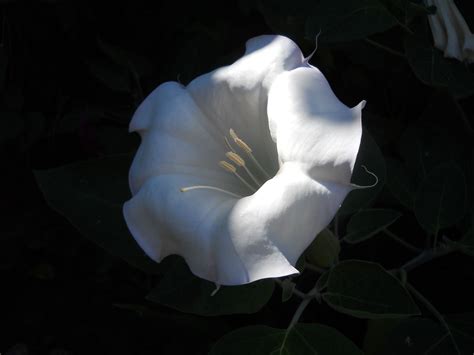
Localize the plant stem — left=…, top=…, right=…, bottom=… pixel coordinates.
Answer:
left=274, top=279, right=306, bottom=300
left=451, top=95, right=474, bottom=138
left=364, top=38, right=405, bottom=58
left=406, top=282, right=461, bottom=355
left=288, top=285, right=320, bottom=330
left=304, top=262, right=327, bottom=274
left=383, top=229, right=422, bottom=253
left=400, top=246, right=457, bottom=272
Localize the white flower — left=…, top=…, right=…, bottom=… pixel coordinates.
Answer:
left=425, top=0, right=474, bottom=62
left=123, top=35, right=364, bottom=286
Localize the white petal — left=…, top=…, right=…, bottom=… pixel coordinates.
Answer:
left=228, top=163, right=352, bottom=281
left=123, top=164, right=351, bottom=285
left=267, top=67, right=363, bottom=185
left=187, top=35, right=306, bottom=174
left=128, top=82, right=241, bottom=194
left=426, top=0, right=447, bottom=50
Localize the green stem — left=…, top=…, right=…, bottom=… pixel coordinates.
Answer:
left=401, top=246, right=457, bottom=272
left=304, top=262, right=328, bottom=274
left=406, top=282, right=461, bottom=355
left=383, top=229, right=422, bottom=253
left=288, top=285, right=320, bottom=330
left=364, top=38, right=405, bottom=58
left=451, top=94, right=474, bottom=138
left=274, top=279, right=306, bottom=300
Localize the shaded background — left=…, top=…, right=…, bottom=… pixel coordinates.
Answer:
left=1, top=0, right=473, bottom=354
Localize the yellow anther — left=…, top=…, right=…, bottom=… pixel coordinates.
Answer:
left=229, top=128, right=252, bottom=154
left=234, top=138, right=252, bottom=154
left=229, top=128, right=238, bottom=141
left=219, top=160, right=236, bottom=173
left=225, top=152, right=245, bottom=167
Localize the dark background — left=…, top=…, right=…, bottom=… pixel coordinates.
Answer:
left=1, top=1, right=473, bottom=354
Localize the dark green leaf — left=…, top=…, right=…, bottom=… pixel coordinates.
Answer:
left=209, top=324, right=363, bottom=355
left=339, top=129, right=386, bottom=215
left=316, top=270, right=330, bottom=292
left=414, top=163, right=467, bottom=235
left=404, top=28, right=474, bottom=98
left=386, top=158, right=417, bottom=209
left=146, top=259, right=274, bottom=316
left=280, top=279, right=296, bottom=302
left=323, top=260, right=420, bottom=318
left=363, top=318, right=402, bottom=355
left=34, top=155, right=161, bottom=274
left=97, top=37, right=153, bottom=78
left=382, top=317, right=474, bottom=355
left=85, top=58, right=131, bottom=93
left=306, top=0, right=398, bottom=43
left=0, top=112, right=24, bottom=143
left=344, top=209, right=401, bottom=243
left=0, top=47, right=8, bottom=91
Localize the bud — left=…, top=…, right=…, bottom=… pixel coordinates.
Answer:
left=305, top=228, right=340, bottom=268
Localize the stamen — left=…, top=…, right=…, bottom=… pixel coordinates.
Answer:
left=226, top=152, right=245, bottom=167
left=235, top=138, right=252, bottom=154
left=219, top=160, right=256, bottom=192
left=229, top=128, right=238, bottom=141
left=224, top=136, right=236, bottom=153
left=226, top=151, right=262, bottom=187
left=248, top=153, right=271, bottom=180
left=229, top=128, right=271, bottom=179
left=180, top=186, right=242, bottom=198
left=219, top=160, right=236, bottom=173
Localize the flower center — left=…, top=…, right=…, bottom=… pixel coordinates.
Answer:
left=180, top=129, right=272, bottom=198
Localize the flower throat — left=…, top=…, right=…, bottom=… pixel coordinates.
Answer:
left=180, top=129, right=272, bottom=197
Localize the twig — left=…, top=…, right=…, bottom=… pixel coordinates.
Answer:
left=383, top=229, right=422, bottom=253
left=274, top=279, right=306, bottom=300
left=288, top=285, right=320, bottom=330
left=364, top=38, right=405, bottom=58
left=304, top=262, right=327, bottom=274
left=401, top=246, right=456, bottom=272
left=406, top=282, right=461, bottom=355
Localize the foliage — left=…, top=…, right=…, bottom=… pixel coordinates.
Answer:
left=2, top=0, right=474, bottom=354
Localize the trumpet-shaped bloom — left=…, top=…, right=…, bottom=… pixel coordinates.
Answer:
left=123, top=35, right=364, bottom=285
left=426, top=0, right=474, bottom=62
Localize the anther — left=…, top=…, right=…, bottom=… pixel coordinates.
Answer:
left=219, top=161, right=236, bottom=173
left=229, top=129, right=252, bottom=154
left=235, top=138, right=252, bottom=154
left=226, top=152, right=245, bottom=167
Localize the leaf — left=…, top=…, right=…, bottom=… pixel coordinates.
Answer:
left=316, top=270, right=330, bottom=292
left=97, top=37, right=153, bottom=78
left=378, top=0, right=431, bottom=25
left=382, top=317, right=474, bottom=355
left=414, top=163, right=467, bottom=235
left=280, top=279, right=296, bottom=302
left=363, top=318, right=402, bottom=355
left=323, top=260, right=420, bottom=319
left=85, top=58, right=131, bottom=93
left=0, top=47, right=8, bottom=91
left=209, top=324, right=363, bottom=355
left=34, top=155, right=161, bottom=274
left=404, top=27, right=474, bottom=98
left=146, top=259, right=274, bottom=316
left=339, top=129, right=386, bottom=215
left=0, top=112, right=24, bottom=143
left=344, top=209, right=401, bottom=244
left=306, top=0, right=398, bottom=43
left=386, top=158, right=417, bottom=209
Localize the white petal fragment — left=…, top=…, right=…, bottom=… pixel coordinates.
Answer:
left=268, top=67, right=363, bottom=185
